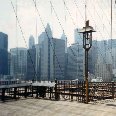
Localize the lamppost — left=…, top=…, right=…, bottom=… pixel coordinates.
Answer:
left=79, top=20, right=95, bottom=104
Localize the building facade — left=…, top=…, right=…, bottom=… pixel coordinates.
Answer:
left=26, top=46, right=36, bottom=80
left=67, top=43, right=84, bottom=80
left=53, top=38, right=65, bottom=80
left=0, top=32, right=8, bottom=75
left=29, top=35, right=35, bottom=49
left=74, top=28, right=83, bottom=45
left=10, top=48, right=27, bottom=80
left=39, top=23, right=54, bottom=81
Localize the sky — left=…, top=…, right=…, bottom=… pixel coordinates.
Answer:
left=0, top=0, right=116, bottom=50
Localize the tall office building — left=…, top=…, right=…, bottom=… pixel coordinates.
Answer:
left=95, top=63, right=113, bottom=82
left=35, top=44, right=41, bottom=81
left=10, top=48, right=27, bottom=80
left=53, top=38, right=65, bottom=80
left=88, top=40, right=98, bottom=75
left=8, top=52, right=11, bottom=75
left=38, top=32, right=47, bottom=44
left=74, top=28, right=83, bottom=45
left=26, top=46, right=36, bottom=80
left=0, top=32, right=8, bottom=75
left=61, top=32, right=67, bottom=53
left=107, top=39, right=116, bottom=69
left=67, top=43, right=84, bottom=80
left=108, top=39, right=116, bottom=49
left=94, top=40, right=112, bottom=81
left=40, top=23, right=54, bottom=81
left=29, top=35, right=35, bottom=49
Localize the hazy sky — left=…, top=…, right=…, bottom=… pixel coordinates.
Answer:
left=0, top=0, right=116, bottom=50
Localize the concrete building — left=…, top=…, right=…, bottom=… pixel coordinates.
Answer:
left=0, top=32, right=8, bottom=75
left=61, top=32, right=67, bottom=53
left=39, top=23, right=54, bottom=81
left=10, top=48, right=27, bottom=80
left=108, top=39, right=116, bottom=49
left=29, top=35, right=35, bottom=49
left=74, top=28, right=83, bottom=45
left=67, top=43, right=84, bottom=81
left=35, top=44, right=41, bottom=81
left=53, top=38, right=65, bottom=80
left=93, top=40, right=113, bottom=82
left=26, top=46, right=36, bottom=81
left=38, top=32, right=47, bottom=44
left=95, top=63, right=113, bottom=82
left=8, top=52, right=11, bottom=75
left=97, top=40, right=108, bottom=63
left=88, top=40, right=98, bottom=75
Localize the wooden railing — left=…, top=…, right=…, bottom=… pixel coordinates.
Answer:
left=0, top=81, right=115, bottom=103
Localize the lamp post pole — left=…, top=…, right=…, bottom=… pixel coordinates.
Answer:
left=79, top=20, right=95, bottom=104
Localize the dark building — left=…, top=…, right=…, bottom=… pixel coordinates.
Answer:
left=53, top=38, right=65, bottom=80
left=26, top=46, right=36, bottom=80
left=67, top=44, right=84, bottom=81
left=0, top=32, right=8, bottom=75
left=8, top=52, right=11, bottom=75
left=88, top=40, right=98, bottom=75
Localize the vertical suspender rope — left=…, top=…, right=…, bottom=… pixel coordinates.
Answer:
left=111, top=0, right=113, bottom=68
left=35, top=0, right=38, bottom=81
left=16, top=0, right=18, bottom=80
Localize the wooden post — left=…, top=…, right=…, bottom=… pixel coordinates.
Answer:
left=49, top=87, right=52, bottom=99
left=1, top=88, right=5, bottom=101
left=55, top=79, right=59, bottom=100
left=112, top=82, right=114, bottom=99
left=25, top=86, right=27, bottom=98
left=32, top=86, right=33, bottom=97
left=14, top=87, right=17, bottom=99
left=71, top=81, right=73, bottom=101
left=36, top=86, right=38, bottom=98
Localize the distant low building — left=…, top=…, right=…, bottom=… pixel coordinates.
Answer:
left=95, top=63, right=113, bottom=82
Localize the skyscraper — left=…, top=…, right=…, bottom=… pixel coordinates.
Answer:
left=0, top=32, right=8, bottom=75
left=88, top=40, right=98, bottom=75
left=35, top=44, right=41, bottom=81
left=10, top=48, right=27, bottom=80
left=40, top=23, right=54, bottom=81
left=26, top=46, right=36, bottom=80
left=67, top=43, right=84, bottom=80
left=74, top=28, right=83, bottom=45
left=61, top=32, right=67, bottom=53
left=29, top=35, right=35, bottom=49
left=53, top=38, right=65, bottom=80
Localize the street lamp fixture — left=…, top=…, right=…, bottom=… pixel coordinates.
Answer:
left=79, top=20, right=96, bottom=104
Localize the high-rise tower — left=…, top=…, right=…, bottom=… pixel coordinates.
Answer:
left=0, top=32, right=8, bottom=75
left=29, top=35, right=35, bottom=49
